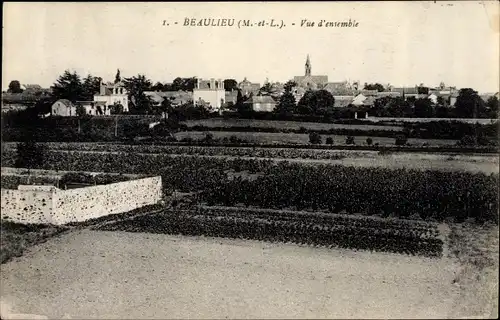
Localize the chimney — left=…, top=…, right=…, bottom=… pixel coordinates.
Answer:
left=100, top=82, right=106, bottom=95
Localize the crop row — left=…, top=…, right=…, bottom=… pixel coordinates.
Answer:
left=95, top=207, right=443, bottom=257
left=2, top=142, right=348, bottom=160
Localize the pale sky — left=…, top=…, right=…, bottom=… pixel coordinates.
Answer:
left=2, top=1, right=499, bottom=92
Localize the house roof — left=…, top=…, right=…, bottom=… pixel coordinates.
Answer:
left=245, top=96, right=276, bottom=104
left=391, top=87, right=419, bottom=95
left=76, top=100, right=106, bottom=106
left=55, top=99, right=74, bottom=107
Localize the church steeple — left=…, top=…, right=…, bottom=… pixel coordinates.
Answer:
left=305, top=54, right=311, bottom=76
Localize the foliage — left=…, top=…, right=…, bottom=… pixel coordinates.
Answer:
left=223, top=79, right=238, bottom=91
left=325, top=137, right=334, bottom=145
left=486, top=96, right=499, bottom=114
left=170, top=77, right=197, bottom=91
left=7, top=80, right=23, bottom=93
left=81, top=74, right=102, bottom=101
left=364, top=83, right=385, bottom=92
left=98, top=207, right=443, bottom=257
left=395, top=135, right=408, bottom=146
left=297, top=90, right=335, bottom=116
left=309, top=132, right=322, bottom=144
left=123, top=74, right=153, bottom=114
left=455, top=88, right=486, bottom=118
left=414, top=98, right=434, bottom=118
left=114, top=69, right=121, bottom=84
left=51, top=70, right=84, bottom=102
left=76, top=104, right=87, bottom=117
left=366, top=137, right=373, bottom=145
left=275, top=91, right=296, bottom=116
left=15, top=141, right=47, bottom=170
left=345, top=136, right=355, bottom=145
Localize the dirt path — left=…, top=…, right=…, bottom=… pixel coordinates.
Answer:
left=1, top=230, right=465, bottom=319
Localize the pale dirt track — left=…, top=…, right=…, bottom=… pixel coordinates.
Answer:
left=1, top=229, right=489, bottom=319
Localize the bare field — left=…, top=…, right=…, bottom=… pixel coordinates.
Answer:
left=0, top=229, right=493, bottom=319
left=183, top=118, right=404, bottom=131
left=175, top=131, right=458, bottom=146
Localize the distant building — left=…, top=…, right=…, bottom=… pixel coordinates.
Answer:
left=293, top=55, right=357, bottom=95
left=333, top=96, right=354, bottom=108
left=193, top=78, right=226, bottom=111
left=238, top=77, right=260, bottom=96
left=93, top=81, right=129, bottom=112
left=51, top=99, right=109, bottom=116
left=244, top=95, right=276, bottom=112
left=144, top=91, right=193, bottom=107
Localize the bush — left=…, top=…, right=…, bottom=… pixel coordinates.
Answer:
left=395, top=135, right=408, bottom=146
left=309, top=132, right=322, bottom=144
left=345, top=136, right=355, bottom=145
left=325, top=137, right=334, bottom=145
left=366, top=137, right=373, bottom=145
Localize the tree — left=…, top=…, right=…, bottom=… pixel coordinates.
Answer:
left=455, top=88, right=485, bottom=118
left=158, top=97, right=172, bottom=119
left=152, top=82, right=164, bottom=92
left=258, top=83, right=273, bottom=96
left=110, top=102, right=124, bottom=114
left=51, top=70, right=84, bottom=102
left=275, top=91, right=296, bottom=116
left=486, top=96, right=499, bottom=114
left=171, top=77, right=197, bottom=91
left=114, top=69, right=121, bottom=84
left=7, top=80, right=23, bottom=93
left=123, top=74, right=153, bottom=114
left=364, top=83, right=385, bottom=92
left=81, top=74, right=102, bottom=100
left=76, top=104, right=87, bottom=117
left=309, top=132, right=322, bottom=144
left=297, top=90, right=335, bottom=116
left=345, top=136, right=355, bottom=145
left=414, top=98, right=434, bottom=118
left=283, top=80, right=297, bottom=92
left=325, top=137, right=334, bottom=145
left=223, top=79, right=238, bottom=91
left=366, top=137, right=373, bottom=145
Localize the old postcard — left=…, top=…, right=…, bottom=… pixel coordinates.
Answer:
left=1, top=1, right=499, bottom=319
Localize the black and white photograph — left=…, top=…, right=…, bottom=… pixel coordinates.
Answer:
left=1, top=1, right=499, bottom=319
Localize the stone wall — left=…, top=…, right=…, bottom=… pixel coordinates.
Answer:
left=1, top=176, right=162, bottom=225
left=1, top=186, right=56, bottom=224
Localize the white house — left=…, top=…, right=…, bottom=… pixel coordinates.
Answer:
left=51, top=99, right=76, bottom=116
left=51, top=99, right=109, bottom=116
left=244, top=96, right=277, bottom=112
left=193, top=78, right=226, bottom=111
left=93, top=81, right=129, bottom=112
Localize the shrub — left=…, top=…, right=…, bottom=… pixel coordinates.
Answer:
left=345, top=136, right=355, bottom=145
left=325, top=137, right=334, bottom=145
left=309, top=132, right=322, bottom=144
left=395, top=135, right=408, bottom=146
left=366, top=137, right=373, bottom=145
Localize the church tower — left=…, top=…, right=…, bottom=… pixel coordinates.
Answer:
left=305, top=54, right=311, bottom=76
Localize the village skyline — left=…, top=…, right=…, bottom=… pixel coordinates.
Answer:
left=3, top=2, right=499, bottom=93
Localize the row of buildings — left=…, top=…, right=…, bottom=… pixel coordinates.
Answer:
left=3, top=56, right=498, bottom=116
